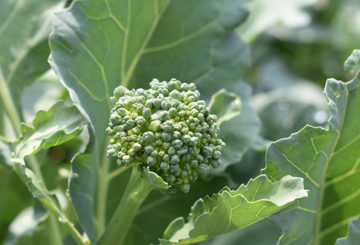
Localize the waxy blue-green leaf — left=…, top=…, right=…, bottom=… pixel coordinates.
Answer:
left=336, top=217, right=360, bottom=245
left=0, top=0, right=64, bottom=112
left=160, top=175, right=307, bottom=244
left=13, top=101, right=83, bottom=159
left=262, top=50, right=360, bottom=244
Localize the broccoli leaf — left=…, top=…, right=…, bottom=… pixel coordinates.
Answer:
left=262, top=50, right=360, bottom=244
left=0, top=0, right=64, bottom=113
left=13, top=101, right=83, bottom=159
left=160, top=175, right=307, bottom=244
left=336, top=217, right=360, bottom=245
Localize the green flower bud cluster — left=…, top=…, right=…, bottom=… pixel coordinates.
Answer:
left=106, top=78, right=225, bottom=192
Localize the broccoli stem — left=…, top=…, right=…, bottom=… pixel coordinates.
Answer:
left=99, top=164, right=153, bottom=245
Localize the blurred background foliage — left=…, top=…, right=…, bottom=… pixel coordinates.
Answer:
left=0, top=0, right=359, bottom=244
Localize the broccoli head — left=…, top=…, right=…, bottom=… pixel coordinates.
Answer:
left=106, top=78, right=225, bottom=192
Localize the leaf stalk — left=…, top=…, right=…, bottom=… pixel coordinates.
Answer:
left=99, top=165, right=153, bottom=245
left=0, top=68, right=21, bottom=136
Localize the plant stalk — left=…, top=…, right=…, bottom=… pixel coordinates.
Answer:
left=99, top=165, right=153, bottom=245
left=0, top=68, right=21, bottom=136
left=49, top=214, right=63, bottom=245
left=96, top=145, right=110, bottom=237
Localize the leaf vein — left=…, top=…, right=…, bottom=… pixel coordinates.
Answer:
left=325, top=159, right=360, bottom=186
left=105, top=0, right=126, bottom=32
left=277, top=148, right=320, bottom=188
left=123, top=0, right=171, bottom=86
left=332, top=133, right=360, bottom=156
left=143, top=12, right=222, bottom=54
left=321, top=188, right=360, bottom=215
left=67, top=69, right=105, bottom=102
left=319, top=214, right=360, bottom=238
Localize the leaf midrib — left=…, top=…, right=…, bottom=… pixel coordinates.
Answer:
left=121, top=0, right=171, bottom=87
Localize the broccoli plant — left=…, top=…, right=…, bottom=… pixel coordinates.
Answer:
left=0, top=0, right=359, bottom=245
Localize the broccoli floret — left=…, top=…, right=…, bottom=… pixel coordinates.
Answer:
left=106, top=78, right=225, bottom=192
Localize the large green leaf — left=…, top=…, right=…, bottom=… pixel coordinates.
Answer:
left=13, top=101, right=83, bottom=159
left=262, top=50, right=360, bottom=244
left=49, top=0, right=252, bottom=239
left=0, top=0, right=64, bottom=112
left=336, top=217, right=360, bottom=245
left=160, top=175, right=307, bottom=244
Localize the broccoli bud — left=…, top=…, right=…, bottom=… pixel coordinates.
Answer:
left=106, top=78, right=225, bottom=192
